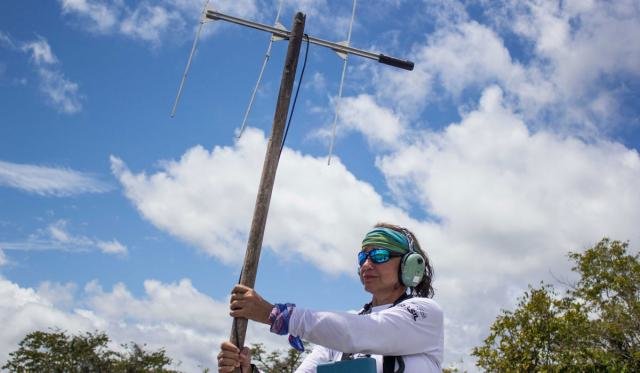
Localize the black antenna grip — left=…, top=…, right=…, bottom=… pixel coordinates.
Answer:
left=378, top=54, right=414, bottom=71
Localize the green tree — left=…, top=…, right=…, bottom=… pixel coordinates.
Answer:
left=249, top=342, right=311, bottom=373
left=472, top=238, right=640, bottom=371
left=568, top=238, right=640, bottom=369
left=112, top=342, right=175, bottom=372
left=3, top=329, right=178, bottom=373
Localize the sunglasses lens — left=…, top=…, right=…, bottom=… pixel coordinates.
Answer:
left=370, top=249, right=390, bottom=263
left=358, top=251, right=367, bottom=266
left=358, top=248, right=391, bottom=266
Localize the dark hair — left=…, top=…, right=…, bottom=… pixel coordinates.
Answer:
left=374, top=222, right=435, bottom=298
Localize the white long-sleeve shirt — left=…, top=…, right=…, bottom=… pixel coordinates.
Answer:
left=290, top=297, right=444, bottom=373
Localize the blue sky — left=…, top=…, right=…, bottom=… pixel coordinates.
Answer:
left=1, top=0, right=639, bottom=371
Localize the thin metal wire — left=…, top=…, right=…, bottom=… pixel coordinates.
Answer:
left=327, top=0, right=357, bottom=165
left=171, top=0, right=210, bottom=118
left=236, top=0, right=284, bottom=139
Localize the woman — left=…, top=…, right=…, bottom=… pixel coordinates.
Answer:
left=217, top=223, right=444, bottom=372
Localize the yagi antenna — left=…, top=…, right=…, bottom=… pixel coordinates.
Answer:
left=173, top=4, right=414, bottom=121
left=327, top=0, right=357, bottom=165
left=237, top=0, right=285, bottom=139
left=170, top=0, right=211, bottom=118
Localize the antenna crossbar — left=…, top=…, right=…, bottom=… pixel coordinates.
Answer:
left=206, top=10, right=414, bottom=70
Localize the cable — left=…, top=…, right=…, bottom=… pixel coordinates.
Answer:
left=280, top=34, right=311, bottom=152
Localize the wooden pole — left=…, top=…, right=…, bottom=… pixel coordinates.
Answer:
left=229, top=11, right=306, bottom=355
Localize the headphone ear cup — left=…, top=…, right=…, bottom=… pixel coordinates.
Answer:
left=400, top=253, right=425, bottom=287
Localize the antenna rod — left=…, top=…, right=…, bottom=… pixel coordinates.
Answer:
left=328, top=0, right=358, bottom=165
left=206, top=10, right=414, bottom=70
left=237, top=0, right=285, bottom=139
left=171, top=0, right=210, bottom=117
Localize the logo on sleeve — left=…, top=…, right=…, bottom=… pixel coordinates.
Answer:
left=399, top=303, right=427, bottom=321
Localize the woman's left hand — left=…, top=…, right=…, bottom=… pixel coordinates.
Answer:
left=217, top=341, right=251, bottom=373
left=229, top=284, right=273, bottom=325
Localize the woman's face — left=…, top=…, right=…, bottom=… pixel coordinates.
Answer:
left=358, top=246, right=403, bottom=296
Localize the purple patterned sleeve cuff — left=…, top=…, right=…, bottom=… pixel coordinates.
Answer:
left=268, top=303, right=304, bottom=352
left=269, top=303, right=294, bottom=335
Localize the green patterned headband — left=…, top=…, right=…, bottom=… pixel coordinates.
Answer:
left=361, top=227, right=410, bottom=254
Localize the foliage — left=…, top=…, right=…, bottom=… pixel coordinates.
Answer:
left=250, top=342, right=311, bottom=373
left=3, top=329, right=178, bottom=373
left=472, top=238, right=640, bottom=371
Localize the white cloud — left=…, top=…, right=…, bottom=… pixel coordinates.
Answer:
left=379, top=86, right=640, bottom=259
left=59, top=0, right=119, bottom=32
left=96, top=240, right=128, bottom=256
left=19, top=37, right=84, bottom=114
left=336, top=94, right=404, bottom=148
left=421, top=22, right=513, bottom=96
left=371, top=0, right=640, bottom=137
left=84, top=279, right=226, bottom=332
left=22, top=38, right=58, bottom=65
left=56, top=0, right=366, bottom=46
left=35, top=67, right=83, bottom=114
left=0, top=277, right=284, bottom=372
left=374, top=19, right=555, bottom=122
left=48, top=220, right=74, bottom=243
left=120, top=4, right=184, bottom=45
left=57, top=0, right=263, bottom=46
left=112, top=127, right=416, bottom=273
left=110, top=135, right=263, bottom=265
left=0, top=160, right=110, bottom=196
left=497, top=0, right=640, bottom=132
left=47, top=220, right=128, bottom=256
left=37, top=281, right=78, bottom=309
left=506, top=0, right=640, bottom=88
left=0, top=220, right=127, bottom=257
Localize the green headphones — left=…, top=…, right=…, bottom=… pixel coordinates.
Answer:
left=398, top=228, right=426, bottom=288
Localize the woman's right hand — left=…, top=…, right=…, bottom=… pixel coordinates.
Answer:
left=229, top=284, right=273, bottom=325
left=217, top=341, right=252, bottom=372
